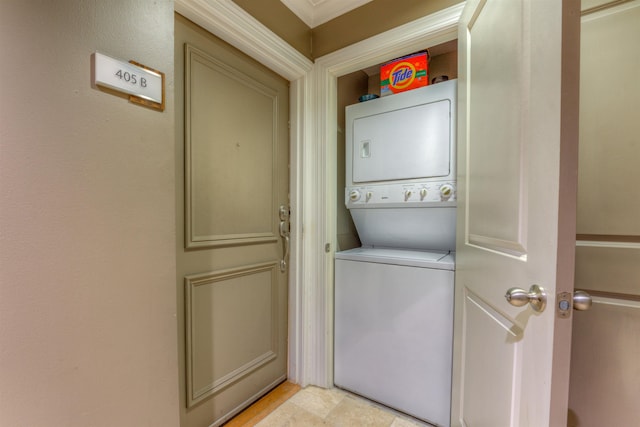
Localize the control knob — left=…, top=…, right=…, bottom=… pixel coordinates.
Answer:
left=420, top=188, right=427, bottom=200
left=349, top=189, right=361, bottom=202
left=440, top=184, right=454, bottom=200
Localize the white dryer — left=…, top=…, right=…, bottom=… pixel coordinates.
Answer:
left=334, top=80, right=457, bottom=427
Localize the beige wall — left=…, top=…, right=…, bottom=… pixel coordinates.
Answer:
left=233, top=0, right=312, bottom=59
left=232, top=0, right=463, bottom=60
left=312, top=0, right=464, bottom=58
left=0, top=2, right=178, bottom=426
left=569, top=1, right=640, bottom=425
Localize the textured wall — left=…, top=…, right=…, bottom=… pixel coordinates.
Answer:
left=233, top=0, right=312, bottom=59
left=312, top=0, right=464, bottom=58
left=0, top=1, right=178, bottom=426
left=231, top=0, right=463, bottom=59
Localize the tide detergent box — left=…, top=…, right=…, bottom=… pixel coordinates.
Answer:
left=380, top=52, right=429, bottom=96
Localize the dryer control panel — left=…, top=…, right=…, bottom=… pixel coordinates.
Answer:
left=346, top=181, right=456, bottom=208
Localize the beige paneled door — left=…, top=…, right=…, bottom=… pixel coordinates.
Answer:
left=175, top=14, right=289, bottom=427
left=570, top=1, right=640, bottom=425
left=454, top=0, right=580, bottom=426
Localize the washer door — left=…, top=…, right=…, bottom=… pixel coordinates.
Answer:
left=334, top=258, right=454, bottom=426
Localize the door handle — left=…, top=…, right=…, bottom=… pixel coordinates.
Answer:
left=505, top=284, right=547, bottom=312
left=556, top=289, right=593, bottom=317
left=571, top=290, right=592, bottom=311
left=279, top=205, right=290, bottom=273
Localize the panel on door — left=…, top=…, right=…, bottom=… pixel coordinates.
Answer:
left=185, top=43, right=280, bottom=248
left=454, top=0, right=580, bottom=426
left=175, top=13, right=289, bottom=427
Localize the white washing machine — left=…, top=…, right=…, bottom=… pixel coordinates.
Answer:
left=334, top=248, right=454, bottom=426
left=334, top=80, right=457, bottom=427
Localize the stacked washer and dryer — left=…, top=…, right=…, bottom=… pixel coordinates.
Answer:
left=334, top=79, right=457, bottom=427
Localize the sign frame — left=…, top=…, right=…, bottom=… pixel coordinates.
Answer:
left=92, top=52, right=165, bottom=112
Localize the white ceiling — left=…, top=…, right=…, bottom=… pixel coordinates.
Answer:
left=280, top=0, right=373, bottom=28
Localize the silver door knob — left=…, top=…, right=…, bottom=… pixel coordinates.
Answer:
left=572, top=290, right=592, bottom=311
left=557, top=290, right=593, bottom=317
left=505, top=284, right=547, bottom=312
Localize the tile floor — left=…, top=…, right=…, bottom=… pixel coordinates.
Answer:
left=254, top=386, right=432, bottom=427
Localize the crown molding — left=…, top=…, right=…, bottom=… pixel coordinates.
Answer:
left=280, top=0, right=373, bottom=28
left=175, top=0, right=312, bottom=80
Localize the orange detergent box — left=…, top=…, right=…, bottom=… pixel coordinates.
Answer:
left=380, top=52, right=429, bottom=96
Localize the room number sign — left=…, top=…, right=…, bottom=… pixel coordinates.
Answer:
left=92, top=52, right=165, bottom=111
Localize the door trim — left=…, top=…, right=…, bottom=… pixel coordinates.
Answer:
left=312, top=3, right=464, bottom=387
left=175, top=0, right=314, bottom=386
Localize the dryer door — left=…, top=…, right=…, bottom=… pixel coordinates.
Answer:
left=351, top=98, right=452, bottom=183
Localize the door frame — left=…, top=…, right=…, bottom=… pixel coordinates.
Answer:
left=175, top=0, right=313, bottom=386
left=175, top=0, right=465, bottom=388
left=312, top=3, right=464, bottom=387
